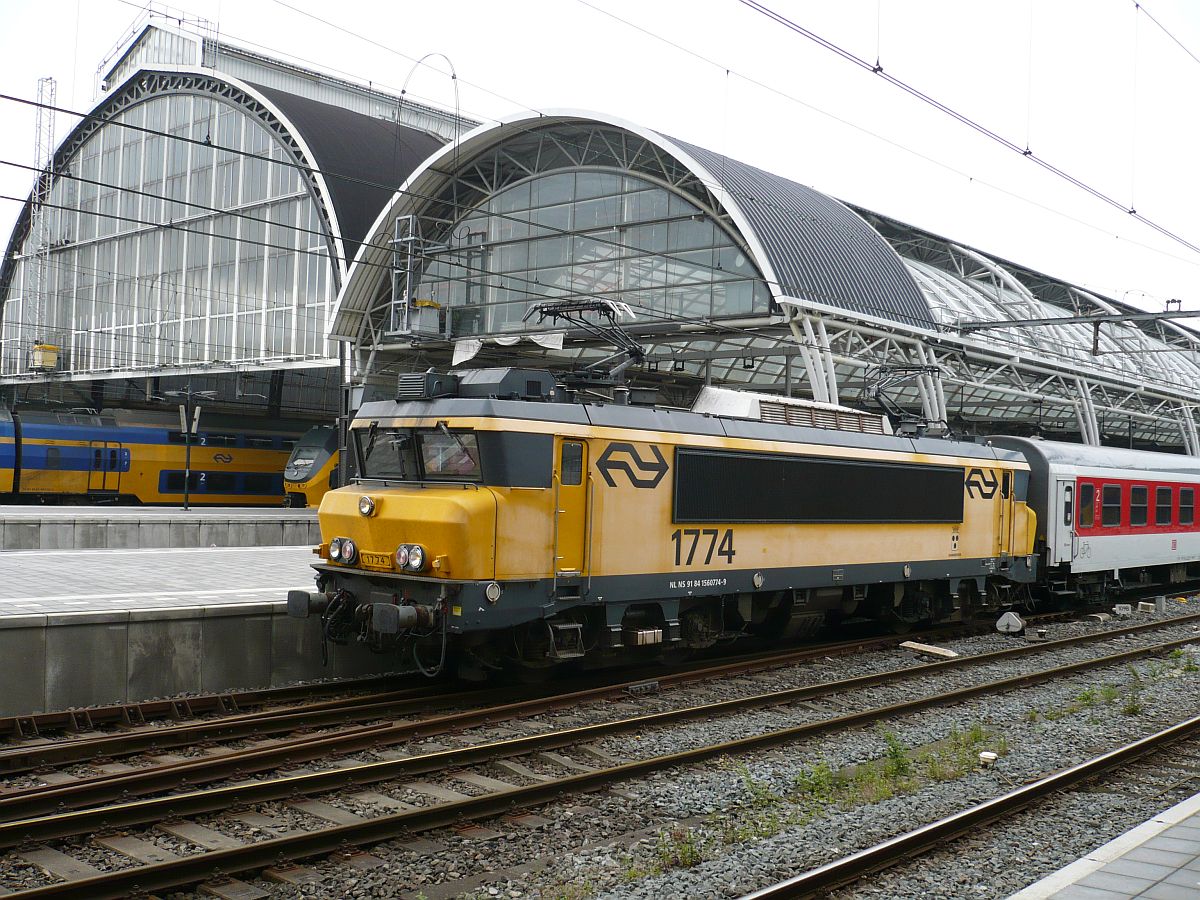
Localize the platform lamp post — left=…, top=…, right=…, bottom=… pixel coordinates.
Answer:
left=165, top=382, right=217, bottom=510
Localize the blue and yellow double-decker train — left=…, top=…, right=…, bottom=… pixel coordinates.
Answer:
left=0, top=407, right=308, bottom=505
left=283, top=425, right=341, bottom=508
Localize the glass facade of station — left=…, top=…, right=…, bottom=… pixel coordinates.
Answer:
left=406, top=124, right=771, bottom=339
left=2, top=89, right=333, bottom=376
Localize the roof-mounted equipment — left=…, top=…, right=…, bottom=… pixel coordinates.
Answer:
left=396, top=368, right=557, bottom=402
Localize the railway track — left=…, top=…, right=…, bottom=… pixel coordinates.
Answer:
left=744, top=714, right=1200, bottom=899
left=1, top=612, right=1194, bottom=817
left=0, top=617, right=1057, bottom=777
left=1, top=611, right=1198, bottom=897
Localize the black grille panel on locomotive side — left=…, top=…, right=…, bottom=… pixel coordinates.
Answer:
left=674, top=448, right=965, bottom=524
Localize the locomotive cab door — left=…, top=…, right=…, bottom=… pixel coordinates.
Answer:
left=554, top=439, right=588, bottom=575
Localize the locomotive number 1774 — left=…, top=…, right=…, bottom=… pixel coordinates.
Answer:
left=671, top=528, right=736, bottom=566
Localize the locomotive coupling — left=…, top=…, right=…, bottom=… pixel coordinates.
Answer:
left=287, top=590, right=332, bottom=618
left=370, top=602, right=436, bottom=634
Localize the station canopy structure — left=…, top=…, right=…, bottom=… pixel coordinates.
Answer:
left=335, top=110, right=1200, bottom=453
left=0, top=18, right=468, bottom=416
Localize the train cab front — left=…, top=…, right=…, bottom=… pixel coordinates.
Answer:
left=287, top=411, right=514, bottom=676
left=283, top=425, right=339, bottom=508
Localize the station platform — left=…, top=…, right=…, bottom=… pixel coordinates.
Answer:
left=1010, top=792, right=1200, bottom=899
left=0, top=545, right=396, bottom=716
left=0, top=505, right=319, bottom=550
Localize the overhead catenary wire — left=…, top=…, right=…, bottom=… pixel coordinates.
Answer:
left=736, top=0, right=1200, bottom=258
left=1133, top=1, right=1200, bottom=70
left=572, top=0, right=1200, bottom=276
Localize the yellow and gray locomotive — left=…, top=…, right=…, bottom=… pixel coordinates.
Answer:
left=288, top=368, right=1037, bottom=677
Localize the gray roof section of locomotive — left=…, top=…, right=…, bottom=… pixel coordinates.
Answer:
left=355, top=397, right=1025, bottom=465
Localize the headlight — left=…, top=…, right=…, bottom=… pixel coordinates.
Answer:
left=394, top=544, right=410, bottom=568
left=407, top=544, right=425, bottom=571
left=358, top=495, right=376, bottom=516
left=328, top=538, right=343, bottom=560
left=339, top=539, right=358, bottom=564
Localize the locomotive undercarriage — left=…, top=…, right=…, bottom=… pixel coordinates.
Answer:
left=293, top=566, right=1037, bottom=679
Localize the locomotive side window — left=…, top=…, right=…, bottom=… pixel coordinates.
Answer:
left=1130, top=486, right=1148, bottom=527
left=1156, top=487, right=1173, bottom=526
left=1002, top=471, right=1012, bottom=499
left=1102, top=485, right=1122, bottom=527
left=1182, top=488, right=1195, bottom=526
left=1078, top=484, right=1095, bottom=528
left=561, top=441, right=583, bottom=486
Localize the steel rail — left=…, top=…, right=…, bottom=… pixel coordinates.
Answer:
left=0, top=625, right=997, bottom=774
left=0, top=672, right=415, bottom=739
left=739, top=714, right=1200, bottom=899
left=8, top=634, right=1200, bottom=899
left=1, top=614, right=1195, bottom=822
left=2, top=630, right=1197, bottom=853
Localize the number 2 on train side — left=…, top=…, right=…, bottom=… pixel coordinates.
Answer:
left=671, top=528, right=736, bottom=566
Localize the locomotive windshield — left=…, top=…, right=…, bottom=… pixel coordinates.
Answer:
left=356, top=426, right=481, bottom=482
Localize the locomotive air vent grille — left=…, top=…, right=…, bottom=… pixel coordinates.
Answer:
left=759, top=404, right=790, bottom=425
left=397, top=373, right=430, bottom=400
left=759, top=401, right=887, bottom=435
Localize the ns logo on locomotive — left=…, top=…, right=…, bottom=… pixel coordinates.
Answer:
left=292, top=360, right=1200, bottom=681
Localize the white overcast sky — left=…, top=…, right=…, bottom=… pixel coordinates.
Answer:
left=2, top=0, right=1199, bottom=312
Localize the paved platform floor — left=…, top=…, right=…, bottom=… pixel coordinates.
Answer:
left=1010, top=792, right=1200, bottom=899
left=0, top=545, right=317, bottom=614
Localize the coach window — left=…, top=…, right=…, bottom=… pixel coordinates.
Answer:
left=1078, top=484, right=1095, bottom=528
left=561, top=442, right=583, bottom=486
left=1156, top=487, right=1173, bottom=526
left=1130, top=485, right=1148, bottom=527
left=1062, top=484, right=1073, bottom=526
left=1182, top=488, right=1195, bottom=526
left=1102, top=485, right=1122, bottom=527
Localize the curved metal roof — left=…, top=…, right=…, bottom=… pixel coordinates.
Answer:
left=334, top=110, right=937, bottom=339
left=669, top=137, right=935, bottom=329
left=246, top=82, right=444, bottom=261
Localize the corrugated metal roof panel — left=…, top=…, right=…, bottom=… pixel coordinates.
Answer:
left=668, top=137, right=935, bottom=329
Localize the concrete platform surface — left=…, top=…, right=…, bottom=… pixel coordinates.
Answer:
left=0, top=506, right=319, bottom=550
left=0, top=546, right=316, bottom=614
left=1009, top=791, right=1200, bottom=899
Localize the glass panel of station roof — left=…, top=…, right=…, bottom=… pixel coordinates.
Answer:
left=412, top=133, right=770, bottom=339
left=1, top=87, right=337, bottom=376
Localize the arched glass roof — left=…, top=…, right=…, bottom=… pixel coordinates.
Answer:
left=336, top=110, right=1200, bottom=451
